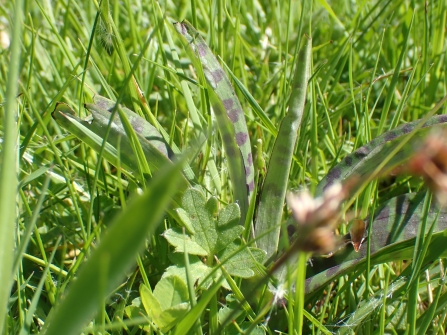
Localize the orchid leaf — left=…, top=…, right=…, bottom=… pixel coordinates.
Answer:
left=173, top=20, right=253, bottom=223
left=52, top=102, right=190, bottom=206
left=316, top=114, right=447, bottom=196
left=304, top=192, right=447, bottom=297
left=86, top=95, right=196, bottom=181
left=255, top=37, right=312, bottom=261
left=87, top=94, right=174, bottom=159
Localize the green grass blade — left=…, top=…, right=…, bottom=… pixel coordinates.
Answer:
left=255, top=37, right=312, bottom=261
left=13, top=173, right=51, bottom=276
left=18, top=237, right=61, bottom=335
left=376, top=11, right=414, bottom=134
left=337, top=277, right=407, bottom=335
left=171, top=276, right=224, bottom=335
left=0, top=0, right=23, bottom=331
left=416, top=279, right=444, bottom=334
left=42, top=155, right=187, bottom=335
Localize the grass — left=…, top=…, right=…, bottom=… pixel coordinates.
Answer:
left=1, top=0, right=447, bottom=334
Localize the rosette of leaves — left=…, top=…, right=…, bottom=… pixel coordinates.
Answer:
left=163, top=188, right=266, bottom=289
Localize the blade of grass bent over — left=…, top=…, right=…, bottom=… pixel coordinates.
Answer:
left=255, top=37, right=312, bottom=261
left=42, top=155, right=187, bottom=335
left=173, top=20, right=253, bottom=223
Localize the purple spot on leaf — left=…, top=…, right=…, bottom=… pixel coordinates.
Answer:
left=384, top=131, right=397, bottom=142
left=131, top=119, right=143, bottom=133
left=402, top=124, right=413, bottom=134
left=345, top=156, right=353, bottom=166
left=180, top=23, right=187, bottom=35
left=223, top=98, right=234, bottom=110
left=236, top=132, right=248, bottom=146
left=212, top=69, right=225, bottom=84
left=327, top=167, right=342, bottom=179
left=354, top=146, right=369, bottom=158
left=197, top=43, right=207, bottom=57
left=247, top=180, right=255, bottom=192
left=326, top=264, right=342, bottom=277
left=247, top=153, right=253, bottom=165
left=438, top=114, right=447, bottom=123
left=323, top=167, right=342, bottom=191
left=227, top=109, right=239, bottom=123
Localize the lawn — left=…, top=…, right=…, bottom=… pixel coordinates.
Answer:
left=1, top=0, right=447, bottom=334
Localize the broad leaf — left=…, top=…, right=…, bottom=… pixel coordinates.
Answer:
left=304, top=192, right=447, bottom=297
left=52, top=102, right=191, bottom=207
left=164, top=188, right=265, bottom=288
left=177, top=188, right=244, bottom=256
left=217, top=241, right=266, bottom=278
left=164, top=254, right=217, bottom=289
left=140, top=276, right=190, bottom=333
left=174, top=20, right=253, bottom=223
left=254, top=36, right=312, bottom=261
left=316, top=114, right=447, bottom=196
left=163, top=228, right=208, bottom=256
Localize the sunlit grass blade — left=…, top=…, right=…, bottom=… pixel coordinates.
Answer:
left=42, top=155, right=187, bottom=335
left=0, top=0, right=23, bottom=331
left=14, top=173, right=51, bottom=275
left=416, top=279, right=444, bottom=334
left=18, top=237, right=61, bottom=335
left=377, top=12, right=414, bottom=134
